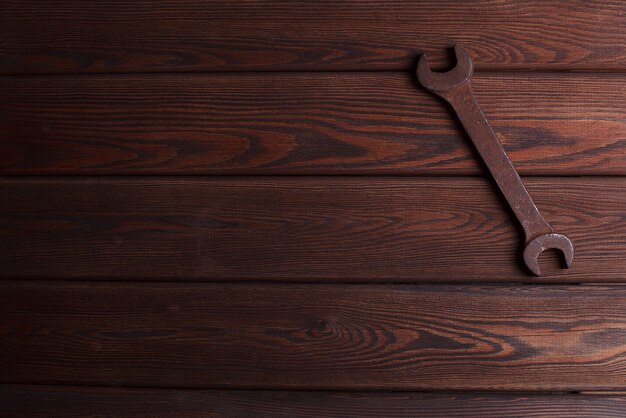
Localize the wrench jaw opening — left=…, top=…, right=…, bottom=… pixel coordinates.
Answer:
left=523, top=233, right=574, bottom=276
left=416, top=44, right=474, bottom=97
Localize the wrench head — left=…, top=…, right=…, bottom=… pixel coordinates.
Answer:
left=416, top=44, right=474, bottom=94
left=523, top=233, right=574, bottom=276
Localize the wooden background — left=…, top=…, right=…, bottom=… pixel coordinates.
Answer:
left=1, top=1, right=626, bottom=416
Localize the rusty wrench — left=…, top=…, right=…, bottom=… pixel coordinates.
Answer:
left=417, top=45, right=573, bottom=276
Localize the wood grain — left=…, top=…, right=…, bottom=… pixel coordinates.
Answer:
left=1, top=1, right=625, bottom=73
left=2, top=73, right=625, bottom=175
left=3, top=282, right=626, bottom=390
left=3, top=386, right=626, bottom=417
left=1, top=177, right=625, bottom=282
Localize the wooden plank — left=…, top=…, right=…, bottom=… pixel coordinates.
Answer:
left=1, top=177, right=625, bottom=282
left=3, top=282, right=626, bottom=389
left=2, top=73, right=625, bottom=175
left=1, top=1, right=624, bottom=73
left=3, top=386, right=626, bottom=417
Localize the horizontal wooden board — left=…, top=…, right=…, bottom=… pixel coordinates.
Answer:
left=1, top=177, right=625, bottom=282
left=2, top=73, right=625, bottom=175
left=1, top=1, right=625, bottom=73
left=3, top=283, right=626, bottom=390
left=3, top=386, right=626, bottom=417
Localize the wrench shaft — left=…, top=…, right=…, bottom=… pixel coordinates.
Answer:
left=446, top=82, right=553, bottom=243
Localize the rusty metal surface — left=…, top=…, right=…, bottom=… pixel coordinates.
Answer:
left=417, top=45, right=574, bottom=276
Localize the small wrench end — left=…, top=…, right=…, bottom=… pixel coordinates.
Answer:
left=523, top=233, right=574, bottom=276
left=416, top=44, right=473, bottom=95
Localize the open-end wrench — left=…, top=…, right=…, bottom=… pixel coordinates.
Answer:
left=417, top=45, right=573, bottom=276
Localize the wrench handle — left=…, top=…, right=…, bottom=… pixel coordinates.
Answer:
left=445, top=82, right=553, bottom=243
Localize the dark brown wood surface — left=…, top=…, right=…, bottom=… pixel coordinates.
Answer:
left=2, top=73, right=624, bottom=175
left=3, top=386, right=626, bottom=418
left=2, top=177, right=625, bottom=282
left=3, top=282, right=626, bottom=390
left=2, top=1, right=625, bottom=413
left=1, top=1, right=625, bottom=74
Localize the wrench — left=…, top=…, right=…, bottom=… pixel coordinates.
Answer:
left=416, top=45, right=573, bottom=276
